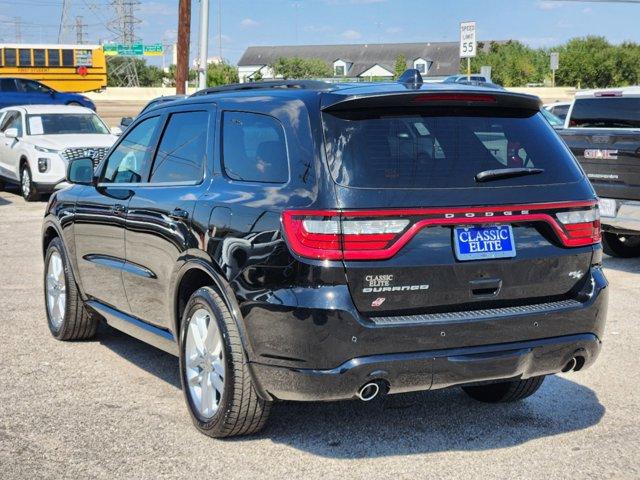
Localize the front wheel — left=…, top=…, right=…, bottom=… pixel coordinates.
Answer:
left=179, top=287, right=271, bottom=438
left=44, top=238, right=98, bottom=340
left=462, top=376, right=545, bottom=403
left=602, top=232, right=640, bottom=258
left=20, top=164, right=39, bottom=202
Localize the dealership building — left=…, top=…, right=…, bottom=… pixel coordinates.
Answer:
left=237, top=41, right=495, bottom=82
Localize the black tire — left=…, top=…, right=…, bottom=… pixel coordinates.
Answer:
left=44, top=238, right=98, bottom=340
left=67, top=101, right=82, bottom=106
left=602, top=232, right=640, bottom=258
left=462, top=376, right=545, bottom=403
left=0, top=176, right=5, bottom=190
left=20, top=164, right=39, bottom=202
left=179, top=286, right=271, bottom=438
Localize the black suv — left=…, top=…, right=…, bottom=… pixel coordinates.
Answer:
left=42, top=76, right=608, bottom=438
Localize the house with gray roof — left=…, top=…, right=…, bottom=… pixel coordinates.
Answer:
left=237, top=41, right=494, bottom=82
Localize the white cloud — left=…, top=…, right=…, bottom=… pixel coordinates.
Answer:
left=340, top=29, right=362, bottom=40
left=537, top=1, right=562, bottom=10
left=240, top=18, right=260, bottom=28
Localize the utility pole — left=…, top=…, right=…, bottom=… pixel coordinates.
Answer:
left=176, top=0, right=191, bottom=94
left=218, top=0, right=222, bottom=60
left=14, top=17, right=22, bottom=43
left=198, top=0, right=210, bottom=90
left=75, top=16, right=87, bottom=44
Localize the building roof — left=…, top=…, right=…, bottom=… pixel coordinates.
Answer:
left=238, top=42, right=496, bottom=77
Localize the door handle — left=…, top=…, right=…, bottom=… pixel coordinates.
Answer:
left=170, top=208, right=189, bottom=220
left=112, top=203, right=126, bottom=215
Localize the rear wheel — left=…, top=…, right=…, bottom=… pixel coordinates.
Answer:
left=67, top=101, right=82, bottom=106
left=602, top=232, right=640, bottom=258
left=462, top=376, right=545, bottom=403
left=44, top=238, right=98, bottom=340
left=179, top=286, right=271, bottom=438
left=20, top=164, right=39, bottom=202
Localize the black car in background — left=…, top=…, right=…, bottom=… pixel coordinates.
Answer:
left=42, top=75, right=608, bottom=438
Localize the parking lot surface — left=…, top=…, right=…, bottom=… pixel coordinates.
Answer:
left=0, top=188, right=638, bottom=480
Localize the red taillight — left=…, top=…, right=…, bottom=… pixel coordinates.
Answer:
left=282, top=210, right=409, bottom=260
left=282, top=201, right=600, bottom=261
left=555, top=206, right=601, bottom=246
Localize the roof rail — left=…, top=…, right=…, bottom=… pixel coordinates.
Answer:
left=191, top=80, right=336, bottom=97
left=397, top=69, right=424, bottom=89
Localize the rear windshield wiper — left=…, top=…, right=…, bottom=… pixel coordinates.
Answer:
left=475, top=167, right=544, bottom=183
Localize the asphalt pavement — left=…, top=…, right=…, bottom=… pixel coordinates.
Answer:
left=0, top=187, right=638, bottom=479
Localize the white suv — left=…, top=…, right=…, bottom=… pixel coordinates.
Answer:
left=0, top=105, right=118, bottom=201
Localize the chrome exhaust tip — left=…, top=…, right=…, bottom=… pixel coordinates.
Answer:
left=357, top=382, right=380, bottom=402
left=562, top=357, right=577, bottom=373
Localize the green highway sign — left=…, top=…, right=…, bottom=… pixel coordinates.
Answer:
left=103, top=43, right=163, bottom=57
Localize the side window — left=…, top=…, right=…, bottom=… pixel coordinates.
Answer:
left=0, top=79, right=17, bottom=92
left=62, top=49, right=74, bottom=67
left=34, top=49, right=46, bottom=67
left=19, top=80, right=47, bottom=93
left=150, top=111, right=209, bottom=184
left=48, top=49, right=60, bottom=66
left=222, top=112, right=288, bottom=183
left=19, top=49, right=32, bottom=67
left=4, top=49, right=16, bottom=67
left=101, top=116, right=160, bottom=184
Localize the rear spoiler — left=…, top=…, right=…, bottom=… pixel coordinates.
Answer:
left=321, top=89, right=542, bottom=113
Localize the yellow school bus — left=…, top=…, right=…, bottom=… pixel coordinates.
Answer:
left=0, top=44, right=107, bottom=93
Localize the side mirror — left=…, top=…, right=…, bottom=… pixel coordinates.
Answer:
left=110, top=126, right=123, bottom=136
left=120, top=117, right=133, bottom=127
left=4, top=128, right=18, bottom=139
left=66, top=157, right=95, bottom=185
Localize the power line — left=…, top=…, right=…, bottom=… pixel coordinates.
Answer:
left=14, top=17, right=22, bottom=42
left=76, top=15, right=87, bottom=44
left=58, top=0, right=71, bottom=42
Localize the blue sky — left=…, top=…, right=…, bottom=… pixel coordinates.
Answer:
left=2, top=0, right=640, bottom=65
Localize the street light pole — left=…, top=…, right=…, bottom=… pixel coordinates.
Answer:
left=198, top=0, right=210, bottom=90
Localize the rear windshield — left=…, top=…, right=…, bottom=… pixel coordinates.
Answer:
left=26, top=113, right=109, bottom=135
left=569, top=97, right=640, bottom=129
left=322, top=108, right=582, bottom=189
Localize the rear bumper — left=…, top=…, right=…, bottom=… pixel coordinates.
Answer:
left=246, top=267, right=608, bottom=401
left=251, top=333, right=601, bottom=401
left=600, top=198, right=640, bottom=234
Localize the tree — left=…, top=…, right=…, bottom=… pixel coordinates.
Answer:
left=206, top=60, right=239, bottom=86
left=394, top=54, right=407, bottom=79
left=106, top=57, right=168, bottom=87
left=270, top=57, right=331, bottom=79
left=469, top=41, right=547, bottom=87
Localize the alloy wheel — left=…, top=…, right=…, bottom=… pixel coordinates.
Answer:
left=21, top=169, right=31, bottom=198
left=185, top=308, right=225, bottom=419
left=46, top=251, right=66, bottom=329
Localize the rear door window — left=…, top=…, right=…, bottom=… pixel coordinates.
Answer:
left=569, top=97, right=640, bottom=129
left=0, top=79, right=17, bottom=92
left=150, top=111, right=209, bottom=184
left=323, top=109, right=583, bottom=189
left=4, top=49, right=16, bottom=67
left=222, top=111, right=288, bottom=183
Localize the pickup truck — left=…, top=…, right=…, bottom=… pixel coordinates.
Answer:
left=559, top=87, right=640, bottom=257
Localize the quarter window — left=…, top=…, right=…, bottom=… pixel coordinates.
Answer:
left=101, top=116, right=160, bottom=184
left=150, top=111, right=209, bottom=184
left=222, top=112, right=288, bottom=183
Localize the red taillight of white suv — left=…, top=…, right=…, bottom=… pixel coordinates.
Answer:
left=282, top=201, right=600, bottom=261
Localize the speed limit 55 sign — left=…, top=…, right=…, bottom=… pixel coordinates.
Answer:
left=460, top=21, right=477, bottom=58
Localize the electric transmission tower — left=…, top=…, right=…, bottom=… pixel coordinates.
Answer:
left=108, top=0, right=142, bottom=87
left=75, top=16, right=87, bottom=44
left=14, top=17, right=22, bottom=43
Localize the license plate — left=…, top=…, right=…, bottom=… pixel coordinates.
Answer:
left=453, top=225, right=516, bottom=261
left=599, top=198, right=617, bottom=217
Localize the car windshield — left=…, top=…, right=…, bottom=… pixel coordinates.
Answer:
left=569, top=97, right=640, bottom=128
left=322, top=108, right=583, bottom=189
left=26, top=113, right=109, bottom=135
